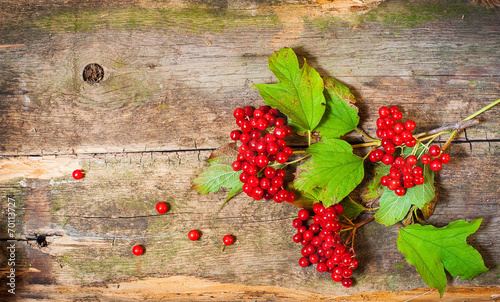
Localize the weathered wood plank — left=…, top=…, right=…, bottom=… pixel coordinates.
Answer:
left=0, top=0, right=498, bottom=155
left=0, top=145, right=498, bottom=297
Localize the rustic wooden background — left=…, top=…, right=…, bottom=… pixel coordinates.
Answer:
left=0, top=0, right=499, bottom=301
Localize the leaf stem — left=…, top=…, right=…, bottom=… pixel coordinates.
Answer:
left=356, top=127, right=377, bottom=141
left=363, top=145, right=378, bottom=161
left=354, top=216, right=375, bottom=228
left=284, top=154, right=311, bottom=166
left=292, top=150, right=307, bottom=154
left=352, top=141, right=379, bottom=148
left=307, top=130, right=312, bottom=147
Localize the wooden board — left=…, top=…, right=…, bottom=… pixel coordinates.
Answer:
left=0, top=0, right=499, bottom=300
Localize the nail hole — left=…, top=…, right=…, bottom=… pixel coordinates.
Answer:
left=83, top=63, right=104, bottom=84
left=36, top=235, right=48, bottom=247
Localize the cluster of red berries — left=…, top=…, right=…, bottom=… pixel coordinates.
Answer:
left=293, top=203, right=358, bottom=288
left=369, top=106, right=450, bottom=196
left=230, top=106, right=295, bottom=203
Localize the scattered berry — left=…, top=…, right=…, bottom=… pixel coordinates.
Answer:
left=72, top=169, right=83, bottom=180
left=156, top=202, right=168, bottom=214
left=188, top=230, right=200, bottom=241
left=132, top=245, right=144, bottom=256
left=223, top=235, right=234, bottom=245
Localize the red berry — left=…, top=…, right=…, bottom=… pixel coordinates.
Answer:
left=274, top=127, right=287, bottom=139
left=342, top=278, right=353, bottom=288
left=405, top=120, right=416, bottom=131
left=401, top=130, right=413, bottom=141
left=230, top=130, right=241, bottom=141
left=394, top=122, right=405, bottom=134
left=188, top=230, right=200, bottom=241
left=393, top=157, right=405, bottom=168
left=333, top=204, right=344, bottom=215
left=223, top=235, right=234, bottom=245
left=72, top=169, right=83, bottom=180
left=392, top=111, right=403, bottom=121
left=332, top=274, right=343, bottom=282
left=233, top=108, right=244, bottom=119
left=380, top=175, right=390, bottom=186
left=287, top=192, right=296, bottom=203
left=429, top=159, right=443, bottom=171
left=156, top=202, right=168, bottom=214
left=379, top=106, right=391, bottom=118
left=293, top=233, right=303, bottom=243
left=252, top=187, right=264, bottom=200
left=299, top=257, right=310, bottom=267
left=317, top=262, right=328, bottom=273
left=384, top=117, right=395, bottom=129
left=255, top=154, right=269, bottom=168
left=421, top=154, right=432, bottom=165
left=406, top=155, right=417, bottom=166
left=293, top=218, right=303, bottom=228
left=231, top=161, right=241, bottom=171
left=395, top=186, right=406, bottom=196
left=382, top=154, right=394, bottom=165
left=412, top=166, right=423, bottom=177
left=440, top=153, right=450, bottom=164
left=313, top=203, right=325, bottom=214
left=276, top=152, right=288, bottom=164
left=298, top=209, right=310, bottom=221
left=389, top=106, right=399, bottom=114
left=132, top=245, right=144, bottom=256
left=271, top=176, right=284, bottom=188
left=384, top=143, right=396, bottom=154
left=243, top=106, right=253, bottom=117
left=405, top=137, right=417, bottom=147
left=343, top=268, right=353, bottom=278
left=429, top=145, right=441, bottom=157
left=264, top=167, right=276, bottom=179
left=253, top=109, right=264, bottom=118
left=274, top=117, right=285, bottom=127
left=266, top=142, right=279, bottom=155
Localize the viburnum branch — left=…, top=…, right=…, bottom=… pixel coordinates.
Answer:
left=354, top=215, right=375, bottom=228
left=414, top=119, right=479, bottom=139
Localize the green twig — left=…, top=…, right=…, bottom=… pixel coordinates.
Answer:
left=462, top=98, right=500, bottom=121
left=284, top=154, right=311, bottom=166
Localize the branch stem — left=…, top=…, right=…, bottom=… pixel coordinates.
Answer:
left=356, top=127, right=377, bottom=141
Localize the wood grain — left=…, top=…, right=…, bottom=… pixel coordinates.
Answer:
left=0, top=0, right=499, bottom=300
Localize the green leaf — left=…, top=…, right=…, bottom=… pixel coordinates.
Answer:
left=375, top=165, right=435, bottom=226
left=315, top=77, right=359, bottom=138
left=294, top=139, right=364, bottom=207
left=340, top=197, right=367, bottom=221
left=253, top=48, right=326, bottom=131
left=361, top=164, right=391, bottom=203
left=191, top=143, right=242, bottom=201
left=397, top=219, right=488, bottom=297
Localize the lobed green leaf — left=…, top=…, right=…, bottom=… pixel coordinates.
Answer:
left=397, top=219, right=488, bottom=296
left=294, top=139, right=364, bottom=207
left=191, top=143, right=242, bottom=201
left=315, top=77, right=359, bottom=138
left=253, top=48, right=326, bottom=131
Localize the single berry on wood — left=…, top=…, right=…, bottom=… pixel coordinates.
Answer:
left=188, top=230, right=200, bottom=241
left=156, top=202, right=168, bottom=214
left=223, top=235, right=234, bottom=245
left=72, top=169, right=84, bottom=180
left=132, top=245, right=144, bottom=256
